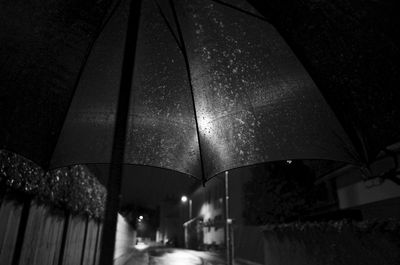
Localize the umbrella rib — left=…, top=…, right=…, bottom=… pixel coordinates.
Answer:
left=169, top=0, right=207, bottom=185
left=154, top=0, right=183, bottom=51
left=210, top=0, right=269, bottom=22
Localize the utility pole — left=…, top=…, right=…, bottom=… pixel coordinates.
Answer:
left=181, top=195, right=193, bottom=248
left=224, top=171, right=233, bottom=265
left=189, top=198, right=192, bottom=220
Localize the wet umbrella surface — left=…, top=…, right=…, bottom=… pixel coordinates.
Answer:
left=1, top=0, right=359, bottom=181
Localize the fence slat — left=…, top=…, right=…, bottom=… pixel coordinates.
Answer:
left=94, top=223, right=103, bottom=265
left=82, top=219, right=97, bottom=265
left=31, top=207, right=65, bottom=265
left=51, top=214, right=65, bottom=265
left=0, top=199, right=23, bottom=265
left=1, top=197, right=103, bottom=265
left=19, top=201, right=47, bottom=265
left=62, top=215, right=86, bottom=265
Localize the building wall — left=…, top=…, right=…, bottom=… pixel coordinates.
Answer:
left=190, top=176, right=224, bottom=246
left=334, top=151, right=400, bottom=219
left=190, top=169, right=254, bottom=247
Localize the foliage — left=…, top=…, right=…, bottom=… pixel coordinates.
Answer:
left=242, top=161, right=327, bottom=224
left=263, top=218, right=400, bottom=233
left=0, top=150, right=106, bottom=219
left=262, top=219, right=400, bottom=265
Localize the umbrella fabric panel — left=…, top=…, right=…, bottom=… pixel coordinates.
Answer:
left=51, top=0, right=360, bottom=181
left=176, top=0, right=360, bottom=179
left=50, top=0, right=129, bottom=168
left=2, top=0, right=361, bottom=182
left=51, top=0, right=202, bottom=179
left=248, top=0, right=400, bottom=163
left=0, top=0, right=118, bottom=167
left=125, top=0, right=201, bottom=178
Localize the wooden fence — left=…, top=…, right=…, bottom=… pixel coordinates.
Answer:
left=0, top=194, right=103, bottom=265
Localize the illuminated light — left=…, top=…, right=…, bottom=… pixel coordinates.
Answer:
left=181, top=195, right=188, bottom=203
left=139, top=215, right=143, bottom=220
left=197, top=114, right=213, bottom=133
left=195, top=112, right=231, bottom=165
left=286, top=160, right=292, bottom=164
left=134, top=242, right=148, bottom=250
left=161, top=251, right=201, bottom=265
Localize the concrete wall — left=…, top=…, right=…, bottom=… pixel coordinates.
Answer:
left=189, top=170, right=254, bottom=247
left=114, top=214, right=136, bottom=260
left=189, top=175, right=224, bottom=247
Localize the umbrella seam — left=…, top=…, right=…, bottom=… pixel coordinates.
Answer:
left=210, top=0, right=269, bottom=22
left=154, top=0, right=184, bottom=51
left=169, top=0, right=207, bottom=185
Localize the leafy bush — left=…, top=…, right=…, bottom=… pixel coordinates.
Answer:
left=0, top=150, right=106, bottom=219
left=263, top=218, right=400, bottom=233
left=243, top=161, right=328, bottom=224
left=262, top=219, right=400, bottom=265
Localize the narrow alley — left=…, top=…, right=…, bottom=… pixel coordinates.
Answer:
left=114, top=246, right=260, bottom=265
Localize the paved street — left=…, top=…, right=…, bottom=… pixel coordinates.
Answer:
left=114, top=246, right=257, bottom=265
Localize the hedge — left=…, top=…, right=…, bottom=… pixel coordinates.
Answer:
left=0, top=150, right=106, bottom=219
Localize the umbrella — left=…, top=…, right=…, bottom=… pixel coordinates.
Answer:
left=1, top=0, right=361, bottom=263
left=1, top=0, right=359, bottom=180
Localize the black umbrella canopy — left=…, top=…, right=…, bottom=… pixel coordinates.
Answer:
left=0, top=0, right=120, bottom=165
left=88, top=164, right=198, bottom=208
left=248, top=0, right=400, bottom=163
left=1, top=0, right=360, bottom=182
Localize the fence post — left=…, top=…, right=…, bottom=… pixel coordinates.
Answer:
left=79, top=215, right=89, bottom=265
left=92, top=221, right=101, bottom=265
left=11, top=194, right=31, bottom=265
left=57, top=210, right=70, bottom=265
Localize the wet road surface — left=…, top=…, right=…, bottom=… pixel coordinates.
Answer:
left=116, top=247, right=226, bottom=265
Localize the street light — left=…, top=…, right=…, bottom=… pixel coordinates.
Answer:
left=181, top=195, right=192, bottom=219
left=181, top=195, right=188, bottom=203
left=181, top=195, right=193, bottom=249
